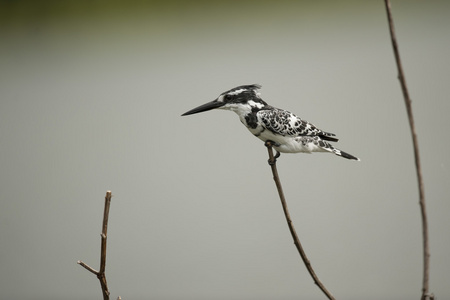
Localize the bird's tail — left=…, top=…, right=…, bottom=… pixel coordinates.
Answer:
left=332, top=147, right=360, bottom=161
left=320, top=139, right=360, bottom=161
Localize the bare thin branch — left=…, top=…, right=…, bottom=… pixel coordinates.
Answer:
left=78, top=191, right=113, bottom=300
left=77, top=260, right=99, bottom=275
left=265, top=141, right=336, bottom=300
left=383, top=1, right=432, bottom=299
left=100, top=191, right=112, bottom=274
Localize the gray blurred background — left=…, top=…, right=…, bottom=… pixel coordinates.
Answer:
left=1, top=1, right=449, bottom=299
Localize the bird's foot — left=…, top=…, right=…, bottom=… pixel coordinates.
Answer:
left=274, top=150, right=281, bottom=159
left=268, top=150, right=281, bottom=165
left=265, top=140, right=281, bottom=165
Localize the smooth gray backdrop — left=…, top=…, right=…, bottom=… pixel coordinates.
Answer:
left=1, top=1, right=449, bottom=299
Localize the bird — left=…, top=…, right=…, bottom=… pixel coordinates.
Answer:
left=181, top=84, right=360, bottom=161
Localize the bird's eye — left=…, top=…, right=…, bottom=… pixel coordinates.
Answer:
left=224, top=94, right=233, bottom=101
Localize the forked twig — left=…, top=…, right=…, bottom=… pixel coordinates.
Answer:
left=265, top=141, right=336, bottom=300
left=78, top=191, right=113, bottom=300
left=383, top=2, right=432, bottom=299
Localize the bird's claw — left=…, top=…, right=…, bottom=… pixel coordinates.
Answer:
left=268, top=151, right=281, bottom=165
left=265, top=141, right=281, bottom=165
left=274, top=151, right=281, bottom=160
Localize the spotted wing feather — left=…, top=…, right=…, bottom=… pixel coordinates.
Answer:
left=258, top=108, right=338, bottom=141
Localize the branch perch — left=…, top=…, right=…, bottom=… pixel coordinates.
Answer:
left=265, top=141, right=336, bottom=300
left=383, top=2, right=432, bottom=299
left=78, top=191, right=113, bottom=300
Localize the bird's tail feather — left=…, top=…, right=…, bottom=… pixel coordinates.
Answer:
left=319, top=139, right=360, bottom=161
left=332, top=148, right=360, bottom=161
left=320, top=132, right=339, bottom=142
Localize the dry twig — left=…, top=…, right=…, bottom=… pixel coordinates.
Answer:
left=383, top=1, right=432, bottom=299
left=78, top=191, right=113, bottom=300
left=265, top=141, right=336, bottom=300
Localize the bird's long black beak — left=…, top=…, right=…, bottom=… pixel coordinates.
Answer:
left=181, top=99, right=224, bottom=116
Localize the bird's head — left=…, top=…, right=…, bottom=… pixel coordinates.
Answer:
left=181, top=84, right=268, bottom=116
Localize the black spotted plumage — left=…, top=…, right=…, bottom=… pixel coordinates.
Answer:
left=244, top=106, right=261, bottom=129
left=258, top=108, right=338, bottom=142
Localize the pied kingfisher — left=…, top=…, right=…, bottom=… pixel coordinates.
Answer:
left=182, top=84, right=359, bottom=161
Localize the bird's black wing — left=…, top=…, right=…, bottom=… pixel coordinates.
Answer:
left=257, top=108, right=338, bottom=142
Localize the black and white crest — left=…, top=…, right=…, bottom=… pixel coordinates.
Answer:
left=216, top=84, right=268, bottom=106
left=221, top=84, right=262, bottom=96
